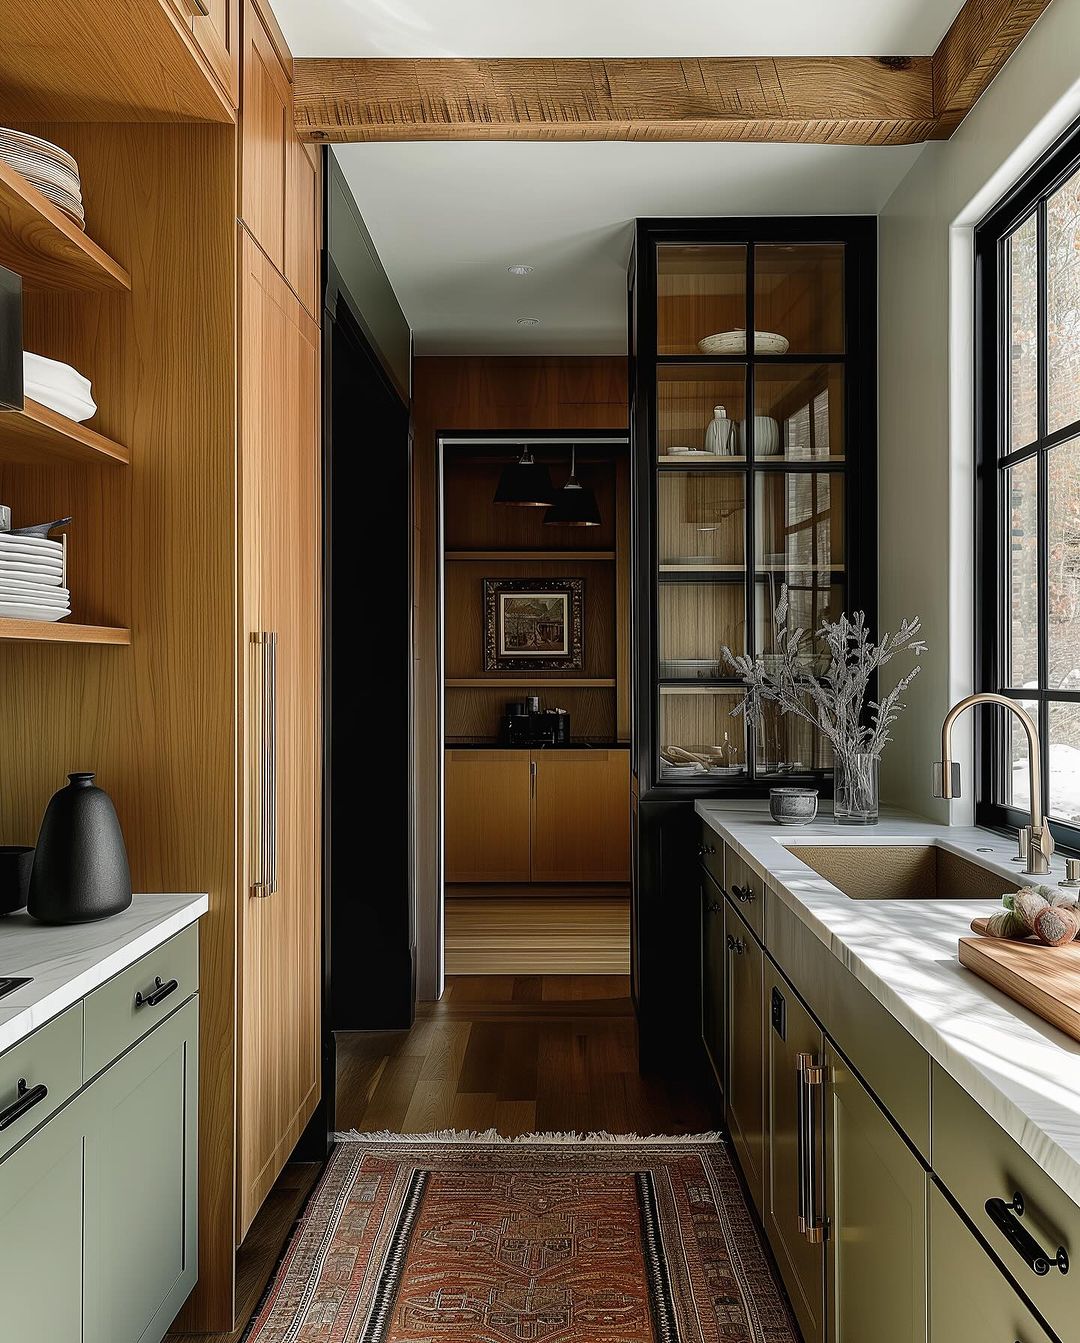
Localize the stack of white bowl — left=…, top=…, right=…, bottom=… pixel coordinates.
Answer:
left=0, top=127, right=85, bottom=228
left=23, top=352, right=96, bottom=423
left=0, top=534, right=70, bottom=622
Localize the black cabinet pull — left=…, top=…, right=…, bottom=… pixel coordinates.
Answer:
left=732, top=883, right=756, bottom=903
left=697, top=842, right=716, bottom=858
left=135, top=976, right=179, bottom=1009
left=985, top=1193, right=1069, bottom=1276
left=707, top=901, right=722, bottom=914
left=727, top=934, right=745, bottom=955
left=0, top=1078, right=48, bottom=1131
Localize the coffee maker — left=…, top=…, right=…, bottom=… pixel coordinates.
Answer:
left=500, top=696, right=571, bottom=746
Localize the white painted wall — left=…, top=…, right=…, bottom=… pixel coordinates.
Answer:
left=878, top=0, right=1080, bottom=821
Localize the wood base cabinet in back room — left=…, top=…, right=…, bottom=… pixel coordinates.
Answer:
left=444, top=749, right=630, bottom=885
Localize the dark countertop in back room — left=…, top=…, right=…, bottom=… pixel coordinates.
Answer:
left=445, top=741, right=630, bottom=750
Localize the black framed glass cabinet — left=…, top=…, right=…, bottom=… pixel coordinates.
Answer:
left=628, top=217, right=878, bottom=1066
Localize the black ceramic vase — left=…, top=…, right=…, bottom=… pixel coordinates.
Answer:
left=28, top=773, right=132, bottom=924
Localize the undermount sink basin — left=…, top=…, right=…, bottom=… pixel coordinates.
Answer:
left=787, top=844, right=1019, bottom=902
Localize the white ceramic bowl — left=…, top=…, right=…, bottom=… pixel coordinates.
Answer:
left=697, top=329, right=790, bottom=356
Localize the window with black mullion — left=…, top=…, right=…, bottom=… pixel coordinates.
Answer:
left=978, top=119, right=1080, bottom=847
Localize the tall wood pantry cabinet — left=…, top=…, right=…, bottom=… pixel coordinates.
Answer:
left=0, top=0, right=322, bottom=1331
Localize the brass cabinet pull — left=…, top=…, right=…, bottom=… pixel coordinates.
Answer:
left=251, top=632, right=279, bottom=897
left=796, top=1052, right=827, bottom=1244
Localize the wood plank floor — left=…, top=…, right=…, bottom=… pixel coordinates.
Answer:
left=337, top=974, right=714, bottom=1137
left=168, top=975, right=714, bottom=1341
left=444, top=897, right=631, bottom=975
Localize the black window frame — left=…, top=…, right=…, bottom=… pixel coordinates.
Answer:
left=976, top=115, right=1080, bottom=852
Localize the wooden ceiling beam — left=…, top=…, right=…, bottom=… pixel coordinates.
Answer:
left=931, top=0, right=1054, bottom=138
left=291, top=0, right=1054, bottom=146
left=292, top=56, right=936, bottom=146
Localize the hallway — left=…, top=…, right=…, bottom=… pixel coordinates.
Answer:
left=336, top=975, right=714, bottom=1137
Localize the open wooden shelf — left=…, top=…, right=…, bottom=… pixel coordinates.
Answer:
left=447, top=677, right=617, bottom=688
left=446, top=549, right=615, bottom=561
left=0, top=161, right=130, bottom=292
left=0, top=619, right=130, bottom=646
left=0, top=398, right=129, bottom=467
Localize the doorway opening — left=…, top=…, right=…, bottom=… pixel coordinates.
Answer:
left=436, top=434, right=631, bottom=987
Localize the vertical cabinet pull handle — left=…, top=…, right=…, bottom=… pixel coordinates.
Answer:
left=251, top=631, right=279, bottom=897
left=796, top=1052, right=827, bottom=1244
left=530, top=759, right=537, bottom=797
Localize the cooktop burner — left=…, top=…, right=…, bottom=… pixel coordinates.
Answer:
left=0, top=977, right=31, bottom=1001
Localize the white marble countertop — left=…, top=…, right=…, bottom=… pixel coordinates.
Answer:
left=697, top=803, right=1080, bottom=1207
left=0, top=893, right=208, bottom=1054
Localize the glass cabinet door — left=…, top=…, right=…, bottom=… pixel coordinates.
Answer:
left=644, top=224, right=865, bottom=790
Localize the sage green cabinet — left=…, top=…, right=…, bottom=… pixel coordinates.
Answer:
left=0, top=1087, right=85, bottom=1339
left=929, top=1184, right=1052, bottom=1343
left=701, top=874, right=726, bottom=1094
left=825, top=1054, right=928, bottom=1343
left=84, top=996, right=199, bottom=1343
left=764, top=960, right=826, bottom=1343
left=727, top=899, right=764, bottom=1214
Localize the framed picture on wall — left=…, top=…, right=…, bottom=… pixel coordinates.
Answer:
left=483, top=578, right=584, bottom=671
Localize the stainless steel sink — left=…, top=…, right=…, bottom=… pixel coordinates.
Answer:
left=0, top=976, right=31, bottom=1000
left=787, top=844, right=1019, bottom=901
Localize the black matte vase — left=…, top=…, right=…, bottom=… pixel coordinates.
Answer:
left=28, top=773, right=132, bottom=924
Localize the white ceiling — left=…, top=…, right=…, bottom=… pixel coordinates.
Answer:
left=331, top=140, right=923, bottom=355
left=276, top=0, right=951, bottom=354
left=273, top=0, right=962, bottom=58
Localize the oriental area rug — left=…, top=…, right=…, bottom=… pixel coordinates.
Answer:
left=243, top=1132, right=797, bottom=1343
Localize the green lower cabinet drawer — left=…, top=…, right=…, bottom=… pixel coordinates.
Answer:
left=930, top=1184, right=1053, bottom=1342
left=83, top=923, right=199, bottom=1080
left=0, top=1085, right=86, bottom=1340
left=0, top=1003, right=83, bottom=1162
left=83, top=994, right=199, bottom=1343
left=933, top=1064, right=1075, bottom=1343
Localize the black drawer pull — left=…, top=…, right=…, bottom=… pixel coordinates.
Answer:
left=0, top=1078, right=48, bottom=1131
left=726, top=934, right=746, bottom=955
left=135, top=976, right=179, bottom=1009
left=697, top=842, right=716, bottom=858
left=985, top=1193, right=1069, bottom=1276
left=706, top=900, right=722, bottom=914
left=732, top=883, right=756, bottom=903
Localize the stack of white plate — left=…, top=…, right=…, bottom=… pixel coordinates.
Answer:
left=0, top=128, right=85, bottom=229
left=23, top=352, right=96, bottom=423
left=0, top=535, right=70, bottom=621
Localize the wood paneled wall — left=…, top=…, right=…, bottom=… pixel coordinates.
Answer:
left=411, top=356, right=628, bottom=1000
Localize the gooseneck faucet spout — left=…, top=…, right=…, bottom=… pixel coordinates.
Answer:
left=933, top=692, right=1053, bottom=877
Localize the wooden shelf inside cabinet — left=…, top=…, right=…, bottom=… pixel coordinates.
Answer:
left=446, top=677, right=617, bottom=688
left=446, top=550, right=616, bottom=561
left=0, top=400, right=129, bottom=467
left=0, top=619, right=130, bottom=646
left=0, top=162, right=130, bottom=292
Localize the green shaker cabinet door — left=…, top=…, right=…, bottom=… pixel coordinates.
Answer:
left=764, top=961, right=826, bottom=1343
left=84, top=996, right=199, bottom=1343
left=727, top=901, right=764, bottom=1214
left=701, top=878, right=726, bottom=1094
left=825, top=1054, right=928, bottom=1343
left=0, top=1090, right=85, bottom=1340
left=929, top=1184, right=1052, bottom=1343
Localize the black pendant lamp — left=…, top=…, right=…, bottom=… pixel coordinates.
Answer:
left=544, top=446, right=601, bottom=527
left=493, top=445, right=556, bottom=507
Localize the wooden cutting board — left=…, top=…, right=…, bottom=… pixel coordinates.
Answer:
left=959, top=935, right=1080, bottom=1043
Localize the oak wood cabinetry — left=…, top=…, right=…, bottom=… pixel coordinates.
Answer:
left=444, top=749, right=631, bottom=886
left=444, top=750, right=533, bottom=883
left=237, top=230, right=321, bottom=1240
left=190, top=0, right=240, bottom=105
left=0, top=1, right=322, bottom=1330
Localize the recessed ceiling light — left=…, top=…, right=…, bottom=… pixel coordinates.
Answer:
left=516, top=317, right=541, bottom=326
left=507, top=264, right=534, bottom=276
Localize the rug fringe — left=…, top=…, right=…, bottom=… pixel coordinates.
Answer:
left=333, top=1128, right=725, bottom=1146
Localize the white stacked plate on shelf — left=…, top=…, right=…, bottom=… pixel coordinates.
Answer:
left=0, top=535, right=70, bottom=621
left=23, top=352, right=96, bottom=423
left=0, top=127, right=85, bottom=228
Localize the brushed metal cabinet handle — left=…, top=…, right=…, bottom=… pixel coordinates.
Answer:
left=797, top=1052, right=827, bottom=1244
left=250, top=632, right=278, bottom=897
left=267, top=632, right=278, bottom=895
